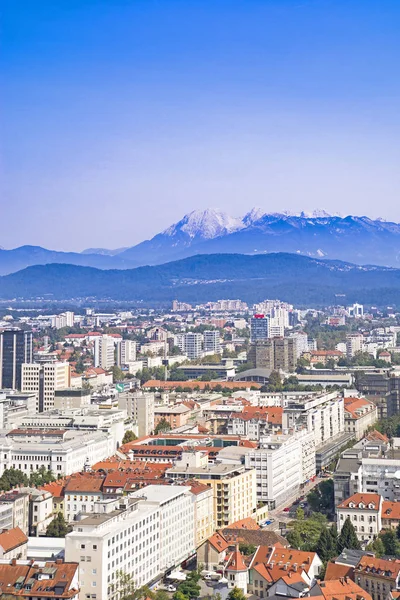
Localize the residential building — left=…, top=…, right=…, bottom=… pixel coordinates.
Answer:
left=0, top=527, right=28, bottom=560
left=381, top=500, right=400, bottom=530
left=65, top=497, right=160, bottom=600
left=131, top=485, right=195, bottom=571
left=21, top=361, right=71, bottom=412
left=336, top=493, right=382, bottom=542
left=117, top=340, right=137, bottom=366
left=119, top=391, right=155, bottom=436
left=225, top=546, right=248, bottom=594
left=154, top=405, right=192, bottom=429
left=64, top=474, right=106, bottom=522
left=203, top=330, right=221, bottom=354
left=166, top=451, right=257, bottom=528
left=283, top=391, right=345, bottom=448
left=54, top=388, right=91, bottom=410
left=185, top=480, right=214, bottom=548
left=227, top=406, right=283, bottom=439
left=0, top=330, right=33, bottom=390
left=273, top=337, right=297, bottom=372
left=316, top=578, right=373, bottom=600
left=354, top=555, right=400, bottom=600
left=344, top=397, right=377, bottom=440
left=0, top=490, right=29, bottom=534
left=347, top=334, right=365, bottom=359
left=51, top=311, right=75, bottom=329
left=348, top=303, right=364, bottom=318
left=0, top=559, right=80, bottom=599
left=97, top=336, right=115, bottom=370
left=0, top=502, right=13, bottom=532
left=0, top=392, right=36, bottom=429
left=244, top=430, right=315, bottom=508
left=182, top=333, right=203, bottom=359
left=20, top=487, right=54, bottom=536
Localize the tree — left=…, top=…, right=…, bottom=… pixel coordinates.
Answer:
left=227, top=588, right=246, bottom=600
left=286, top=513, right=329, bottom=551
left=307, top=479, right=335, bottom=517
left=396, top=521, right=400, bottom=540
left=380, top=530, right=400, bottom=557
left=0, top=468, right=28, bottom=491
left=296, top=507, right=305, bottom=521
left=45, top=513, right=70, bottom=538
left=116, top=569, right=136, bottom=600
left=366, top=537, right=385, bottom=558
left=268, top=371, right=282, bottom=390
left=112, top=366, right=124, bottom=382
left=315, top=526, right=338, bottom=563
left=154, top=418, right=171, bottom=434
left=122, top=430, right=137, bottom=445
left=239, top=542, right=257, bottom=555
left=29, top=466, right=56, bottom=487
left=337, top=517, right=361, bottom=553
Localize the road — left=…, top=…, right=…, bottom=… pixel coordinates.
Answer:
left=264, top=475, right=325, bottom=533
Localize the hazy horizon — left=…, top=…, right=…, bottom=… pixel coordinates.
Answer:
left=3, top=0, right=400, bottom=251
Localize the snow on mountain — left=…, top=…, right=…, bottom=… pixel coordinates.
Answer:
left=163, top=208, right=244, bottom=240
left=242, top=207, right=266, bottom=226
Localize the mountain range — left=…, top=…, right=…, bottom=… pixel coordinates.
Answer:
left=2, top=252, right=400, bottom=306
left=2, top=208, right=400, bottom=276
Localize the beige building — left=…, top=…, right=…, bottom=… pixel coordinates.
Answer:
left=118, top=391, right=155, bottom=437
left=186, top=480, right=215, bottom=547
left=0, top=490, right=29, bottom=535
left=344, top=397, right=378, bottom=440
left=337, top=492, right=382, bottom=542
left=54, top=388, right=91, bottom=410
left=21, top=361, right=71, bottom=412
left=166, top=451, right=257, bottom=528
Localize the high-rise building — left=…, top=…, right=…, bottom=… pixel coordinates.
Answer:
left=0, top=330, right=33, bottom=390
left=119, top=391, right=155, bottom=437
left=21, top=362, right=71, bottom=412
left=117, top=340, right=137, bottom=366
left=346, top=333, right=364, bottom=359
left=96, top=336, right=115, bottom=369
left=248, top=337, right=297, bottom=373
left=203, top=330, right=221, bottom=354
left=183, top=333, right=203, bottom=359
left=250, top=315, right=269, bottom=342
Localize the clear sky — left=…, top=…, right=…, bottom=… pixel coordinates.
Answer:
left=2, top=0, right=400, bottom=251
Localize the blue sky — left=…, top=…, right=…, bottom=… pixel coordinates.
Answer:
left=2, top=0, right=400, bottom=250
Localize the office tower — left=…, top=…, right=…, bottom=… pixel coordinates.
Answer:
left=119, top=391, right=155, bottom=437
left=0, top=330, right=33, bottom=390
left=273, top=337, right=297, bottom=372
left=250, top=315, right=269, bottom=342
left=203, top=330, right=221, bottom=354
left=94, top=336, right=115, bottom=369
left=21, top=362, right=71, bottom=412
left=183, top=333, right=203, bottom=359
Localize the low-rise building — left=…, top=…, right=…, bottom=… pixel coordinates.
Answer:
left=337, top=493, right=382, bottom=542
left=0, top=490, right=29, bottom=535
left=354, top=555, right=400, bottom=600
left=185, top=480, right=214, bottom=548
left=0, top=559, right=80, bottom=599
left=0, top=527, right=28, bottom=560
left=344, top=397, right=378, bottom=441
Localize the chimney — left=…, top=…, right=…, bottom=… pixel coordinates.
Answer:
left=56, top=559, right=63, bottom=564
left=11, top=559, right=16, bottom=566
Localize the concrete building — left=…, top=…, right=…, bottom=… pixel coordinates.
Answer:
left=337, top=492, right=382, bottom=543
left=0, top=527, right=28, bottom=560
left=283, top=391, right=345, bottom=448
left=182, top=333, right=203, bottom=359
left=354, top=555, right=400, bottom=600
left=244, top=430, right=316, bottom=508
left=117, top=340, right=137, bottom=366
left=97, top=336, right=115, bottom=370
left=344, top=397, right=377, bottom=440
left=186, top=481, right=215, bottom=548
left=166, top=451, right=256, bottom=528
left=154, top=405, right=192, bottom=429
left=65, top=497, right=160, bottom=600
left=131, top=485, right=195, bottom=571
left=21, top=362, right=71, bottom=412
left=118, top=391, right=155, bottom=437
left=54, top=388, right=91, bottom=410
left=0, top=329, right=33, bottom=390
left=0, top=490, right=29, bottom=534
left=248, top=338, right=297, bottom=373
left=203, top=330, right=221, bottom=354
left=0, top=430, right=115, bottom=476
left=346, top=333, right=365, bottom=359
left=0, top=392, right=36, bottom=429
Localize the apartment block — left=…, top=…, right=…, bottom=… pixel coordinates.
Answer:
left=21, top=362, right=71, bottom=412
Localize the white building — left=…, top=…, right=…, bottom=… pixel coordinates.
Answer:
left=21, top=362, right=71, bottom=412
left=283, top=391, right=345, bottom=448
left=117, top=340, right=137, bottom=366
left=203, top=330, right=221, bottom=354
left=97, top=336, right=115, bottom=370
left=336, top=492, right=382, bottom=542
left=244, top=430, right=315, bottom=508
left=65, top=497, right=160, bottom=600
left=182, top=333, right=203, bottom=359
left=131, top=485, right=195, bottom=571
left=0, top=430, right=115, bottom=476
left=51, top=311, right=75, bottom=329
left=346, top=333, right=365, bottom=359
left=347, top=303, right=364, bottom=318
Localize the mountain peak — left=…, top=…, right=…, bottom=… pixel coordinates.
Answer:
left=242, top=207, right=266, bottom=225
left=163, top=208, right=243, bottom=240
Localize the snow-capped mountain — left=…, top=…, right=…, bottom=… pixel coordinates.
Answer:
left=162, top=208, right=244, bottom=240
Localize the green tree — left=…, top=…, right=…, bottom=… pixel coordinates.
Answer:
left=227, top=587, right=246, bottom=600
left=296, top=507, right=305, bottom=521
left=29, top=466, right=56, bottom=487
left=337, top=517, right=361, bottom=553
left=154, top=418, right=171, bottom=434
left=0, top=468, right=29, bottom=491
left=268, top=371, right=282, bottom=390
left=286, top=513, right=328, bottom=551
left=307, top=479, right=335, bottom=517
left=111, top=365, right=124, bottom=382
left=366, top=537, right=385, bottom=558
left=315, top=526, right=338, bottom=563
left=396, top=522, right=400, bottom=540
left=45, top=513, right=70, bottom=538
left=239, top=542, right=257, bottom=555
left=122, top=430, right=137, bottom=445
left=115, top=569, right=136, bottom=600
left=380, top=530, right=400, bottom=557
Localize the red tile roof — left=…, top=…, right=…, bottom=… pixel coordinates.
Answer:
left=0, top=527, right=28, bottom=553
left=0, top=560, right=79, bottom=598
left=324, top=561, right=354, bottom=581
left=337, top=493, right=381, bottom=510
left=319, top=578, right=373, bottom=600
left=355, top=556, right=400, bottom=581
left=382, top=501, right=400, bottom=521
left=64, top=474, right=104, bottom=494
left=208, top=532, right=230, bottom=552
left=143, top=380, right=261, bottom=390
left=251, top=546, right=317, bottom=582
left=226, top=547, right=247, bottom=572
left=226, top=517, right=260, bottom=531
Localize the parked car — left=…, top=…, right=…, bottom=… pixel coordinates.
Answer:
left=283, top=507, right=290, bottom=512
left=167, top=585, right=176, bottom=592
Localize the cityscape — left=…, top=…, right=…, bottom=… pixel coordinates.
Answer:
left=3, top=1, right=400, bottom=600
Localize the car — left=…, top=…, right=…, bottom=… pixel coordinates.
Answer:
left=300, top=502, right=306, bottom=508
left=283, top=507, right=290, bottom=512
left=204, top=575, right=213, bottom=581
left=167, top=585, right=177, bottom=592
